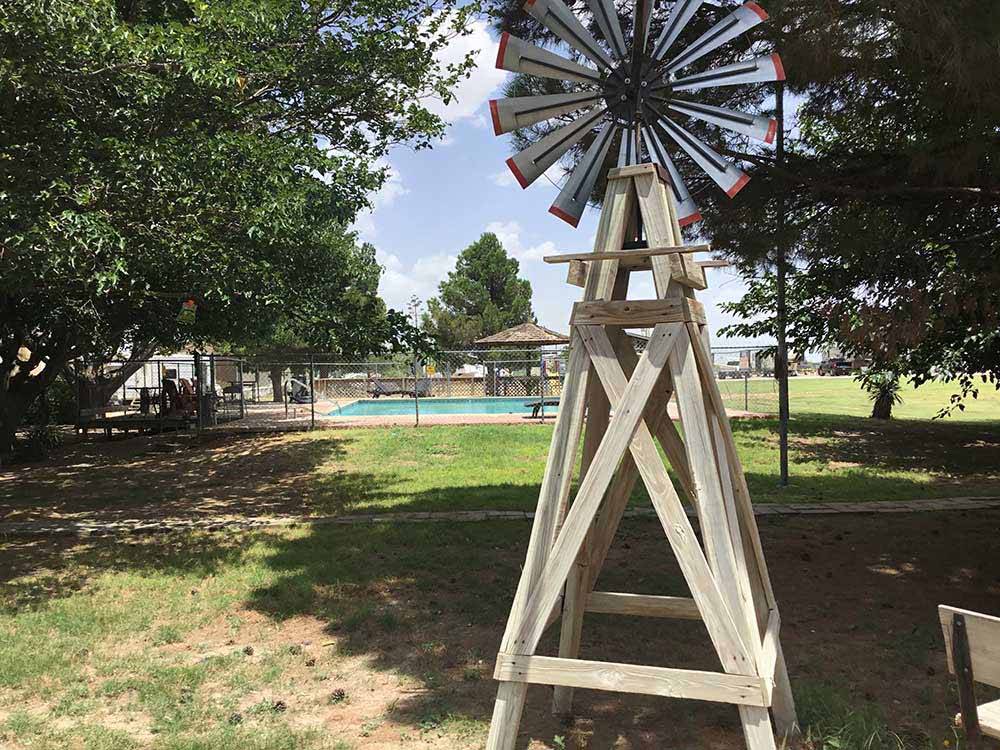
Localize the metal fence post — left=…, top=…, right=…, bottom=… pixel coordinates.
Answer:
left=193, top=351, right=203, bottom=434
left=308, top=354, right=315, bottom=430
left=744, top=373, right=749, bottom=411
left=209, top=353, right=216, bottom=426
left=237, top=359, right=246, bottom=419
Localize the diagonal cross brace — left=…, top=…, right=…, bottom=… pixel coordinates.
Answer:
left=503, top=321, right=682, bottom=656
left=578, top=323, right=754, bottom=675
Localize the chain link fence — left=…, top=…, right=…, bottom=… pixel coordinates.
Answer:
left=72, top=345, right=779, bottom=436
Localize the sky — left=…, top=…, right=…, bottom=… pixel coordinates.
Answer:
left=353, top=17, right=771, bottom=350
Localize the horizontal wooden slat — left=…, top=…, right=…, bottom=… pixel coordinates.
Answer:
left=697, top=259, right=730, bottom=268
left=608, top=163, right=668, bottom=181
left=495, top=654, right=767, bottom=707
left=979, top=698, right=1000, bottom=739
left=544, top=245, right=711, bottom=265
left=571, top=298, right=705, bottom=327
left=940, top=605, right=1000, bottom=686
left=586, top=592, right=702, bottom=620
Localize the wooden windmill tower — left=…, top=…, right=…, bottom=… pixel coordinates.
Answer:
left=484, top=2, right=795, bottom=748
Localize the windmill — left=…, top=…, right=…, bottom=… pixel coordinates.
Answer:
left=482, top=3, right=797, bottom=749
left=491, top=0, right=784, bottom=227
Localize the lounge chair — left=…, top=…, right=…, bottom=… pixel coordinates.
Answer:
left=525, top=398, right=559, bottom=418
left=287, top=379, right=315, bottom=404
left=403, top=378, right=433, bottom=398
left=368, top=380, right=401, bottom=398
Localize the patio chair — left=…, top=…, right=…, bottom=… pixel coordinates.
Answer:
left=939, top=605, right=1000, bottom=744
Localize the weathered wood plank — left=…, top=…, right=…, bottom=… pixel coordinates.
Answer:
left=586, top=592, right=702, bottom=620
left=571, top=298, right=705, bottom=327
left=940, top=605, right=1000, bottom=688
left=544, top=245, right=711, bottom=265
left=496, top=654, right=766, bottom=707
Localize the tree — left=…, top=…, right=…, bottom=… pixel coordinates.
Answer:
left=0, top=0, right=474, bottom=455
left=709, top=0, right=1000, bottom=413
left=423, top=232, right=535, bottom=350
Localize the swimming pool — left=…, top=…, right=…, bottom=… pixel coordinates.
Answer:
left=331, top=397, right=559, bottom=417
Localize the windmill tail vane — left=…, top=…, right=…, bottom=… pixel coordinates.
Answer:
left=491, top=0, right=786, bottom=228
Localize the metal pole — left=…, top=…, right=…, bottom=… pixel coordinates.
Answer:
left=193, top=352, right=203, bottom=434
left=308, top=354, right=315, bottom=430
left=238, top=359, right=246, bottom=419
left=209, top=353, right=216, bottom=426
left=539, top=352, right=545, bottom=421
left=775, top=79, right=790, bottom=486
left=745, top=373, right=749, bottom=412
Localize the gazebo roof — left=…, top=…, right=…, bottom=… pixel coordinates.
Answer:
left=474, top=322, right=570, bottom=347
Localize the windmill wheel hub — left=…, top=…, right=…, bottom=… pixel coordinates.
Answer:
left=602, top=62, right=643, bottom=123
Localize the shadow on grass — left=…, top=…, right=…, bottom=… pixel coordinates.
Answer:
left=5, top=490, right=1000, bottom=746
left=782, top=413, right=1000, bottom=476
left=0, top=431, right=363, bottom=523
left=3, top=415, right=999, bottom=529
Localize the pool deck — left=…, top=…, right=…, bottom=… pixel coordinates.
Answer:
left=215, top=399, right=767, bottom=432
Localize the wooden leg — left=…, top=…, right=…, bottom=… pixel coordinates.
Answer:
left=953, top=613, right=981, bottom=745
left=740, top=705, right=778, bottom=750
left=486, top=681, right=528, bottom=750
left=552, top=559, right=587, bottom=716
left=553, top=370, right=609, bottom=716
left=771, top=643, right=799, bottom=740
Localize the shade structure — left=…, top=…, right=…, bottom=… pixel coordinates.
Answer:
left=475, top=322, right=570, bottom=348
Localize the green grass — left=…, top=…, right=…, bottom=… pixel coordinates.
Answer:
left=0, top=524, right=518, bottom=749
left=306, top=408, right=999, bottom=515
left=788, top=375, right=1000, bottom=420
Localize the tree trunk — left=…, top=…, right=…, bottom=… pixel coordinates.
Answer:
left=0, top=348, right=71, bottom=462
left=269, top=367, right=285, bottom=402
left=0, top=395, right=29, bottom=459
left=71, top=345, right=156, bottom=412
left=871, top=393, right=894, bottom=420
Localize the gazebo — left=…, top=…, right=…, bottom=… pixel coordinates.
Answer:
left=474, top=322, right=569, bottom=410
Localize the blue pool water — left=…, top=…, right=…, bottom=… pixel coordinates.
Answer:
left=331, top=397, right=559, bottom=417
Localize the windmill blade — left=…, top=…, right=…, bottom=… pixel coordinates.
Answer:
left=650, top=0, right=703, bottom=62
left=618, top=124, right=638, bottom=166
left=490, top=92, right=602, bottom=135
left=670, top=53, right=785, bottom=91
left=632, top=0, right=655, bottom=59
left=665, top=2, right=768, bottom=74
left=640, top=124, right=702, bottom=225
left=661, top=98, right=776, bottom=143
left=506, top=106, right=609, bottom=188
left=654, top=111, right=749, bottom=197
left=524, top=0, right=614, bottom=71
left=496, top=32, right=602, bottom=84
left=586, top=0, right=628, bottom=60
left=549, top=121, right=616, bottom=226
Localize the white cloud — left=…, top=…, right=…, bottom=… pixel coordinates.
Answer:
left=352, top=160, right=407, bottom=241
left=376, top=249, right=457, bottom=312
left=425, top=18, right=506, bottom=126
left=485, top=220, right=556, bottom=262
left=490, top=169, right=516, bottom=187
left=490, top=163, right=565, bottom=190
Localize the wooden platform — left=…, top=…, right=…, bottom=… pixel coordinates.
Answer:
left=78, top=413, right=196, bottom=438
